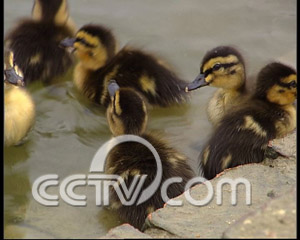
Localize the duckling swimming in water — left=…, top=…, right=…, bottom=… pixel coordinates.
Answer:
left=186, top=46, right=247, bottom=127
left=200, top=62, right=296, bottom=180
left=4, top=51, right=35, bottom=147
left=105, top=80, right=194, bottom=230
left=60, top=24, right=188, bottom=107
left=5, top=0, right=76, bottom=84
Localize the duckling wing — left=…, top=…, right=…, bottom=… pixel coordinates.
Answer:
left=200, top=103, right=278, bottom=180
left=104, top=48, right=188, bottom=106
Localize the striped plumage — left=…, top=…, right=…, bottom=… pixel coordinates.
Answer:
left=200, top=62, right=296, bottom=180
left=60, top=24, right=188, bottom=108
left=186, top=46, right=247, bottom=127
left=105, top=81, right=194, bottom=230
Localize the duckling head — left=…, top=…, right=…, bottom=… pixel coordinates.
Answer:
left=186, top=46, right=245, bottom=92
left=4, top=50, right=24, bottom=87
left=60, top=24, right=116, bottom=70
left=106, top=80, right=148, bottom=136
left=255, top=62, right=297, bottom=105
left=32, top=0, right=70, bottom=25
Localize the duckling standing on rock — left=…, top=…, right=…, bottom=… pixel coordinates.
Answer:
left=60, top=24, right=188, bottom=107
left=4, top=51, right=35, bottom=147
left=5, top=0, right=76, bottom=84
left=186, top=46, right=247, bottom=127
left=105, top=80, right=195, bottom=230
left=200, top=62, right=296, bottom=180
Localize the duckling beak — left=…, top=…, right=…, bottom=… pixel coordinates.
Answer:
left=60, top=37, right=76, bottom=53
left=185, top=73, right=208, bottom=92
left=108, top=79, right=120, bottom=98
left=4, top=68, right=25, bottom=87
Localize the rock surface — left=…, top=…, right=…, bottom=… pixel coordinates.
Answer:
left=145, top=164, right=295, bottom=238
left=100, top=224, right=152, bottom=239
left=144, top=227, right=177, bottom=238
left=262, top=131, right=296, bottom=180
left=223, top=186, right=296, bottom=238
left=101, top=132, right=296, bottom=238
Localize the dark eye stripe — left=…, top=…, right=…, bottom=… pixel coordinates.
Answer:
left=203, top=62, right=238, bottom=76
left=75, top=37, right=96, bottom=48
left=278, top=80, right=297, bottom=88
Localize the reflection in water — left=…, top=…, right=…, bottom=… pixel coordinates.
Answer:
left=4, top=0, right=296, bottom=238
left=97, top=208, right=123, bottom=231
left=4, top=145, right=31, bottom=239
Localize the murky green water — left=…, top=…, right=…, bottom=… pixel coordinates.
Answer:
left=4, top=0, right=296, bottom=238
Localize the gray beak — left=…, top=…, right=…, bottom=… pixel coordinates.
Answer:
left=60, top=38, right=76, bottom=53
left=4, top=68, right=25, bottom=87
left=108, top=79, right=120, bottom=97
left=185, top=73, right=208, bottom=92
left=60, top=37, right=76, bottom=48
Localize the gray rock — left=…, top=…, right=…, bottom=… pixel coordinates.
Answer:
left=144, top=227, right=178, bottom=238
left=223, top=186, right=296, bottom=238
left=146, top=164, right=295, bottom=238
left=269, top=131, right=296, bottom=158
left=100, top=224, right=152, bottom=239
left=262, top=132, right=296, bottom=180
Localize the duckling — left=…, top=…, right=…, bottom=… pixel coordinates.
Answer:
left=5, top=0, right=76, bottom=84
left=200, top=62, right=296, bottom=180
left=105, top=80, right=195, bottom=230
left=186, top=46, right=247, bottom=127
left=4, top=51, right=35, bottom=147
left=60, top=24, right=187, bottom=107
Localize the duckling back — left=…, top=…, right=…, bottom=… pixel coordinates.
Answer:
left=106, top=133, right=195, bottom=230
left=101, top=48, right=188, bottom=107
left=200, top=62, right=296, bottom=180
left=105, top=81, right=194, bottom=230
left=5, top=0, right=76, bottom=84
left=201, top=100, right=277, bottom=179
left=61, top=24, right=188, bottom=107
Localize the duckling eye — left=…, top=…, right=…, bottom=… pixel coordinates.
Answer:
left=289, top=80, right=297, bottom=88
left=278, top=89, right=285, bottom=93
left=76, top=38, right=96, bottom=48
left=212, top=63, right=222, bottom=71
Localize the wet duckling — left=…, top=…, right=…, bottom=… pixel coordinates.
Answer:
left=186, top=46, right=247, bottom=127
left=5, top=0, right=76, bottom=84
left=105, top=80, right=195, bottom=230
left=60, top=24, right=187, bottom=107
left=200, top=62, right=296, bottom=180
left=4, top=51, right=35, bottom=147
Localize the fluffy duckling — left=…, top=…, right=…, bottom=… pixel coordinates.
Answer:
left=186, top=46, right=247, bottom=127
left=105, top=80, right=195, bottom=230
left=5, top=0, right=76, bottom=84
left=200, top=62, right=296, bottom=180
left=4, top=51, right=35, bottom=147
left=60, top=24, right=187, bottom=107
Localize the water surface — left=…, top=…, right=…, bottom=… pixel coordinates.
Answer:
left=4, top=0, right=296, bottom=238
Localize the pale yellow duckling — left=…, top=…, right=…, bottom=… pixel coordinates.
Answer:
left=4, top=51, right=35, bottom=146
